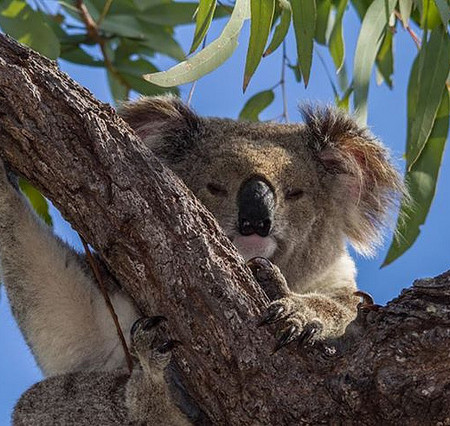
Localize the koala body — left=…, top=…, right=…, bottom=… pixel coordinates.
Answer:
left=0, top=96, right=403, bottom=424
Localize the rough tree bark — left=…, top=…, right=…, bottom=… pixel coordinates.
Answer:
left=0, top=35, right=449, bottom=425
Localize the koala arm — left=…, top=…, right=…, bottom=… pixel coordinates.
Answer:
left=249, top=255, right=359, bottom=349
left=13, top=317, right=190, bottom=426
left=0, top=160, right=139, bottom=375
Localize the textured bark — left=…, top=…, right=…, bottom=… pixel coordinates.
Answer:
left=1, top=35, right=449, bottom=425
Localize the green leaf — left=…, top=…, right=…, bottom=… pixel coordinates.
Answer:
left=328, top=0, right=347, bottom=72
left=406, top=25, right=450, bottom=168
left=263, top=0, right=291, bottom=56
left=0, top=0, right=60, bottom=59
left=375, top=30, right=394, bottom=88
left=288, top=62, right=302, bottom=82
left=18, top=179, right=53, bottom=226
left=290, top=0, right=317, bottom=86
left=336, top=85, right=353, bottom=110
left=60, top=46, right=103, bottom=66
left=137, top=24, right=186, bottom=61
left=107, top=70, right=129, bottom=103
left=314, top=0, right=331, bottom=45
left=243, top=0, right=275, bottom=91
left=420, top=0, right=444, bottom=29
left=434, top=0, right=450, bottom=29
left=140, top=2, right=229, bottom=26
left=100, top=15, right=147, bottom=38
left=190, top=0, right=216, bottom=53
left=238, top=90, right=275, bottom=121
left=144, top=0, right=250, bottom=87
left=383, top=88, right=449, bottom=266
left=398, top=0, right=413, bottom=27
left=353, top=0, right=397, bottom=125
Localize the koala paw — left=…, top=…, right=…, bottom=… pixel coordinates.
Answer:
left=248, top=257, right=325, bottom=352
left=259, top=297, right=324, bottom=352
left=130, top=316, right=181, bottom=371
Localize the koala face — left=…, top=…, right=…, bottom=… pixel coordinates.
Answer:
left=181, top=133, right=323, bottom=266
left=120, top=96, right=403, bottom=285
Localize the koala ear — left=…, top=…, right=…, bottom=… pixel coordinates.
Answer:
left=118, top=95, right=203, bottom=162
left=301, top=105, right=406, bottom=256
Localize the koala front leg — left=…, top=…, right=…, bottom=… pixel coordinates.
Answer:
left=126, top=317, right=190, bottom=426
left=0, top=160, right=139, bottom=375
left=248, top=258, right=359, bottom=351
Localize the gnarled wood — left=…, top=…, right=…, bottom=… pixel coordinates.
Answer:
left=1, top=35, right=449, bottom=424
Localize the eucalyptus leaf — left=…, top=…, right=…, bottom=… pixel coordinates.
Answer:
left=375, top=30, right=394, bottom=88
left=144, top=0, right=250, bottom=87
left=420, top=0, right=443, bottom=29
left=329, top=0, right=347, bottom=73
left=243, top=0, right=275, bottom=91
left=107, top=70, right=129, bottom=103
left=398, top=0, right=413, bottom=27
left=140, top=2, right=229, bottom=26
left=263, top=0, right=291, bottom=56
left=290, top=0, right=317, bottom=86
left=238, top=90, right=275, bottom=121
left=383, top=89, right=449, bottom=266
left=434, top=0, right=450, bottom=29
left=406, top=25, right=450, bottom=169
left=315, top=0, right=331, bottom=45
left=0, top=0, right=60, bottom=59
left=353, top=0, right=397, bottom=125
left=18, top=179, right=53, bottom=226
left=190, top=0, right=216, bottom=53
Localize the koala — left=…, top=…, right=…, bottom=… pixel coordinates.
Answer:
left=0, top=95, right=403, bottom=423
left=14, top=316, right=189, bottom=426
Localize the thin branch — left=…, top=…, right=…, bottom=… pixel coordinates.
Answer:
left=97, top=0, right=113, bottom=26
left=280, top=42, right=289, bottom=122
left=75, top=0, right=131, bottom=96
left=187, top=35, right=208, bottom=106
left=394, top=10, right=421, bottom=50
left=81, top=237, right=134, bottom=375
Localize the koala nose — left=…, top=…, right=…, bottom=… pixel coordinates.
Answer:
left=238, top=177, right=275, bottom=237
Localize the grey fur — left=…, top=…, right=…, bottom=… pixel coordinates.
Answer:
left=0, top=95, right=404, bottom=423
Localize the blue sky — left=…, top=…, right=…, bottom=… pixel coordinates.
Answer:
left=1, top=7, right=449, bottom=424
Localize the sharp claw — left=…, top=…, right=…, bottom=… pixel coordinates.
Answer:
left=297, top=322, right=322, bottom=345
left=131, top=316, right=168, bottom=336
left=273, top=325, right=298, bottom=352
left=158, top=340, right=183, bottom=353
left=258, top=306, right=285, bottom=326
left=130, top=318, right=146, bottom=336
left=142, top=315, right=168, bottom=331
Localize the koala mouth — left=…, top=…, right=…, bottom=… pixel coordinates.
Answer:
left=232, top=234, right=278, bottom=261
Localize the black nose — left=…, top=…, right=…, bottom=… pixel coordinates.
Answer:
left=237, top=177, right=275, bottom=237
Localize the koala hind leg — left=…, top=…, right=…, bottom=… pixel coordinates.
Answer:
left=126, top=316, right=190, bottom=426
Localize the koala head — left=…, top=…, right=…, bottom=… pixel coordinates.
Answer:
left=120, top=96, right=404, bottom=285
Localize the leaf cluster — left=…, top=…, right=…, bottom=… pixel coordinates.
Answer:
left=0, top=0, right=449, bottom=263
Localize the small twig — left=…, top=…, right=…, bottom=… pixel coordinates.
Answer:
left=76, top=0, right=131, bottom=97
left=81, top=236, right=134, bottom=375
left=97, top=0, right=113, bottom=26
left=280, top=42, right=289, bottom=122
left=187, top=35, right=208, bottom=106
left=394, top=10, right=421, bottom=49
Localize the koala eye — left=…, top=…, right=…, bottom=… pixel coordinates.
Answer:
left=207, top=183, right=228, bottom=197
left=285, top=188, right=304, bottom=200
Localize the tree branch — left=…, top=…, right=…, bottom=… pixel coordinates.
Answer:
left=1, top=35, right=450, bottom=424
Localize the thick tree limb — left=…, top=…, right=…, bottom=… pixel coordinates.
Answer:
left=1, top=35, right=449, bottom=424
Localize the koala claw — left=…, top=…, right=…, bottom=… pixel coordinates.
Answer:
left=130, top=315, right=167, bottom=336
left=130, top=316, right=181, bottom=371
left=258, top=305, right=286, bottom=326
left=157, top=339, right=182, bottom=354
left=273, top=320, right=323, bottom=352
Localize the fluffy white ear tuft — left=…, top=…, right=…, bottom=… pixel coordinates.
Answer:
left=301, top=105, right=406, bottom=256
